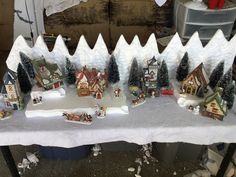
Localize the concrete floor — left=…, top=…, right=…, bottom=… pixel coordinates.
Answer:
left=0, top=144, right=202, bottom=177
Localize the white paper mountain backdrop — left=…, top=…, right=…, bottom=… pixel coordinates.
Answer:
left=6, top=30, right=236, bottom=84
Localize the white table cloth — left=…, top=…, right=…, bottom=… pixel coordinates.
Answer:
left=0, top=96, right=235, bottom=148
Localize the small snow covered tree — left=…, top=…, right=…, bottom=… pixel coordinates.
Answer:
left=128, top=58, right=140, bottom=87
left=217, top=68, right=232, bottom=91
left=157, top=60, right=169, bottom=88
left=17, top=63, right=32, bottom=94
left=108, top=55, right=120, bottom=84
left=65, top=58, right=76, bottom=85
left=20, top=52, right=35, bottom=79
left=222, top=81, right=235, bottom=109
left=176, top=52, right=189, bottom=82
left=209, top=61, right=224, bottom=89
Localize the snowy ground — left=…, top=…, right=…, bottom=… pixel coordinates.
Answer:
left=25, top=86, right=128, bottom=118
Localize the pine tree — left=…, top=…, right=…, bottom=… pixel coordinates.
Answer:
left=176, top=52, right=189, bottom=81
left=65, top=58, right=76, bottom=85
left=209, top=61, right=224, bottom=89
left=19, top=52, right=35, bottom=79
left=17, top=63, right=32, bottom=94
left=128, top=58, right=140, bottom=87
left=157, top=60, right=169, bottom=88
left=222, top=81, right=235, bottom=109
left=108, top=55, right=120, bottom=84
left=217, top=68, right=232, bottom=91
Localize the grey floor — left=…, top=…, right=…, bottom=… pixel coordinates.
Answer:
left=0, top=144, right=201, bottom=177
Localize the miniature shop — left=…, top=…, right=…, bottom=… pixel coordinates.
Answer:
left=0, top=0, right=236, bottom=177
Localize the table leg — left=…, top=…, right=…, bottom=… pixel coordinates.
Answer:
left=0, top=146, right=20, bottom=177
left=216, top=143, right=236, bottom=177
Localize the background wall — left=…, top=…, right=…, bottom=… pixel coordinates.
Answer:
left=0, top=0, right=13, bottom=84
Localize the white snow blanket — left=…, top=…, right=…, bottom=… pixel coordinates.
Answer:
left=0, top=97, right=235, bottom=148
left=7, top=31, right=236, bottom=84
left=44, top=0, right=88, bottom=16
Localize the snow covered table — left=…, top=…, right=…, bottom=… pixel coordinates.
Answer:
left=0, top=96, right=236, bottom=177
left=0, top=96, right=236, bottom=147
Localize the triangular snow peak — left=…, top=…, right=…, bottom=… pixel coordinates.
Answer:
left=51, top=35, right=70, bottom=69
left=32, top=35, right=50, bottom=58
left=141, top=34, right=159, bottom=68
left=6, top=35, right=32, bottom=72
left=52, top=35, right=69, bottom=56
left=204, top=30, right=229, bottom=75
left=72, top=35, right=92, bottom=68
left=92, top=34, right=110, bottom=70
left=113, top=35, right=129, bottom=57
left=161, top=33, right=184, bottom=79
left=184, top=32, right=204, bottom=72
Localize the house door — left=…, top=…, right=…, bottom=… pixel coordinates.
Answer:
left=13, top=104, right=18, bottom=110
left=54, top=82, right=60, bottom=88
left=187, top=87, right=191, bottom=94
left=96, top=93, right=102, bottom=99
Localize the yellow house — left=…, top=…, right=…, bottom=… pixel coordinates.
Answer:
left=201, top=89, right=227, bottom=121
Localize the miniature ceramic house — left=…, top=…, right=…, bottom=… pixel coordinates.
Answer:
left=201, top=88, right=227, bottom=120
left=76, top=66, right=108, bottom=97
left=143, top=57, right=160, bottom=96
left=32, top=58, right=63, bottom=90
left=181, top=63, right=209, bottom=96
left=1, top=70, right=24, bottom=110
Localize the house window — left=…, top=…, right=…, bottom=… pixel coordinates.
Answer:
left=8, top=85, right=13, bottom=91
left=11, top=94, right=15, bottom=99
left=211, top=103, right=216, bottom=107
left=212, top=108, right=218, bottom=113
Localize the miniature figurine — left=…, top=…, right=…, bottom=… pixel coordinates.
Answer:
left=143, top=57, right=160, bottom=97
left=200, top=88, right=227, bottom=121
left=0, top=109, right=12, bottom=120
left=32, top=58, right=63, bottom=90
left=31, top=92, right=43, bottom=106
left=193, top=105, right=200, bottom=115
left=63, top=112, right=93, bottom=125
left=181, top=63, right=209, bottom=97
left=114, top=88, right=121, bottom=97
left=75, top=66, right=108, bottom=97
left=132, top=93, right=146, bottom=107
left=95, top=104, right=107, bottom=119
left=160, top=87, right=174, bottom=96
left=1, top=69, right=24, bottom=110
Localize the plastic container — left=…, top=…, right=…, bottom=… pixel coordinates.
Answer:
left=184, top=23, right=233, bottom=39
left=39, top=145, right=91, bottom=160
left=174, top=0, right=236, bottom=41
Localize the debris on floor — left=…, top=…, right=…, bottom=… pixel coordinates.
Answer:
left=132, top=144, right=159, bottom=177
left=92, top=144, right=102, bottom=157
left=173, top=171, right=177, bottom=175
left=128, top=167, right=135, bottom=172
left=17, top=151, right=39, bottom=174
left=184, top=169, right=211, bottom=177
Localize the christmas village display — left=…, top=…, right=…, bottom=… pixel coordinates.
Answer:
left=1, top=31, right=236, bottom=123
